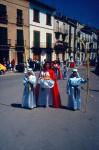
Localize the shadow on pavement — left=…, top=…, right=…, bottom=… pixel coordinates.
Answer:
left=81, top=87, right=99, bottom=92
left=11, top=103, right=22, bottom=108
left=60, top=105, right=74, bottom=111
left=11, top=104, right=77, bottom=111
left=89, top=89, right=99, bottom=92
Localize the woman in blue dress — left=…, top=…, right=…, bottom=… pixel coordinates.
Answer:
left=67, top=68, right=87, bottom=110
left=22, top=68, right=37, bottom=109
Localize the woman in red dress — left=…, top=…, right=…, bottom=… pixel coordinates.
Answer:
left=43, top=62, right=61, bottom=108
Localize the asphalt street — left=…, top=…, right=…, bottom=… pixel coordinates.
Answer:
left=0, top=68, right=99, bottom=150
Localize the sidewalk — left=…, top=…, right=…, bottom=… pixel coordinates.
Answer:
left=0, top=70, right=40, bottom=77
left=0, top=71, right=23, bottom=77
left=0, top=65, right=95, bottom=77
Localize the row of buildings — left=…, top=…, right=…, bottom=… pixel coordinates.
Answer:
left=0, top=0, right=99, bottom=64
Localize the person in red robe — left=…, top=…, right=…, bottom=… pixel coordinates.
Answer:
left=42, top=62, right=61, bottom=108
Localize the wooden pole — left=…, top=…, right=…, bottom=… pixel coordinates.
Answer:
left=80, top=39, right=90, bottom=112
left=85, top=42, right=90, bottom=112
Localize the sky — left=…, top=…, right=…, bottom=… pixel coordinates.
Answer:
left=40, top=0, right=99, bottom=29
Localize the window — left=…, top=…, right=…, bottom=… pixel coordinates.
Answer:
left=0, top=27, right=8, bottom=63
left=16, top=29, right=24, bottom=63
left=0, top=4, right=7, bottom=24
left=33, top=9, right=39, bottom=23
left=0, top=27, right=8, bottom=46
left=46, top=33, right=52, bottom=48
left=33, top=31, right=40, bottom=47
left=17, top=9, right=23, bottom=26
left=46, top=14, right=51, bottom=26
left=16, top=29, right=24, bottom=51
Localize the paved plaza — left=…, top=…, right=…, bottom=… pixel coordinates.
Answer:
left=0, top=67, right=99, bottom=150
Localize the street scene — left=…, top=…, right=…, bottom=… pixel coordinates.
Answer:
left=0, top=0, right=99, bottom=150
left=0, top=67, right=99, bottom=150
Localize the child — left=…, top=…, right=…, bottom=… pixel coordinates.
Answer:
left=67, top=68, right=87, bottom=110
left=22, top=68, right=37, bottom=109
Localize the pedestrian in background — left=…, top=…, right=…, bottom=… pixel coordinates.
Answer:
left=11, top=59, right=15, bottom=71
left=53, top=61, right=62, bottom=80
left=62, top=61, right=68, bottom=79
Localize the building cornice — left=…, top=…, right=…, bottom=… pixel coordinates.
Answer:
left=2, top=0, right=29, bottom=8
left=29, top=0, right=56, bottom=12
left=30, top=24, right=54, bottom=31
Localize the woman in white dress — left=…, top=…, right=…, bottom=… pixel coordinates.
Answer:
left=22, top=68, right=36, bottom=109
left=37, top=71, right=54, bottom=107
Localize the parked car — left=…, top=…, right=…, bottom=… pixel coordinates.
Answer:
left=0, top=63, right=7, bottom=75
left=16, top=60, right=41, bottom=72
left=15, top=63, right=25, bottom=72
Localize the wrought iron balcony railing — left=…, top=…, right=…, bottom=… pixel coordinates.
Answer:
left=32, top=42, right=54, bottom=49
left=54, top=27, right=68, bottom=34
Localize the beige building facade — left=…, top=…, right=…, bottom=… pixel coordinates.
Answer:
left=0, top=0, right=29, bottom=64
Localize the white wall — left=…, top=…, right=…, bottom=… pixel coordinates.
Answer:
left=71, top=26, right=74, bottom=49
left=29, top=8, right=54, bottom=60
left=30, top=26, right=54, bottom=48
left=54, top=18, right=69, bottom=42
left=30, top=9, right=54, bottom=30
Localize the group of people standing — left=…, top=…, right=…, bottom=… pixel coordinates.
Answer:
left=22, top=62, right=87, bottom=111
left=2, top=58, right=15, bottom=71
left=22, top=62, right=61, bottom=109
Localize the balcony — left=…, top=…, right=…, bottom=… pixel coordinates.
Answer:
left=31, top=42, right=53, bottom=54
left=0, top=15, right=8, bottom=24
left=54, top=41, right=68, bottom=53
left=54, top=28, right=68, bottom=33
left=54, top=27, right=63, bottom=34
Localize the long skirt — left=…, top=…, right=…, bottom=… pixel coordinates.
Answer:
left=37, top=87, right=53, bottom=107
left=22, top=86, right=36, bottom=109
left=68, top=86, right=81, bottom=110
